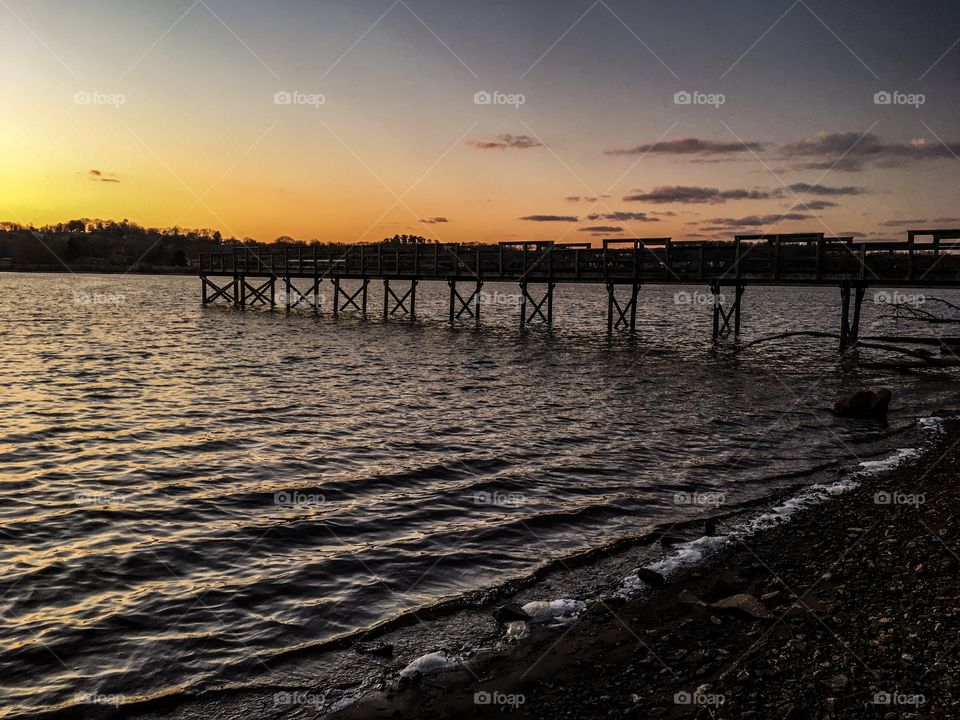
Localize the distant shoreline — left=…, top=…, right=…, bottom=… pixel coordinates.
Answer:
left=0, top=268, right=196, bottom=276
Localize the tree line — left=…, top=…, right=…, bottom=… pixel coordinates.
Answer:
left=0, top=220, right=435, bottom=272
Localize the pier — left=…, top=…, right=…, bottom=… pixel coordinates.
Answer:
left=198, top=230, right=960, bottom=350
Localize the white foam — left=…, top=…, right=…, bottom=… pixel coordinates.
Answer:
left=399, top=650, right=458, bottom=678
left=919, top=416, right=945, bottom=434
left=521, top=598, right=586, bottom=624
left=621, top=417, right=942, bottom=595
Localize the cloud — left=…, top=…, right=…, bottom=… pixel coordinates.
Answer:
left=880, top=218, right=928, bottom=227
left=800, top=200, right=838, bottom=210
left=932, top=217, right=960, bottom=224
left=787, top=182, right=866, bottom=196
left=781, top=132, right=960, bottom=172
left=701, top=213, right=813, bottom=229
left=420, top=217, right=449, bottom=224
left=840, top=231, right=868, bottom=238
left=584, top=211, right=659, bottom=222
left=469, top=133, right=544, bottom=150
left=623, top=185, right=781, bottom=204
left=578, top=225, right=623, bottom=233
left=88, top=169, right=120, bottom=183
left=519, top=214, right=578, bottom=222
left=565, top=195, right=598, bottom=203
left=605, top=137, right=765, bottom=157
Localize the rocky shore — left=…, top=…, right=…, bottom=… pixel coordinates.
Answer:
left=332, top=420, right=960, bottom=719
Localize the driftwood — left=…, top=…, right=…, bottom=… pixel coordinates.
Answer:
left=882, top=296, right=960, bottom=324
left=737, top=331, right=960, bottom=370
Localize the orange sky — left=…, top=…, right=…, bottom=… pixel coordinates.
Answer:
left=3, top=0, right=960, bottom=245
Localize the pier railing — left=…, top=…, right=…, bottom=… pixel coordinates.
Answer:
left=198, top=232, right=960, bottom=285
left=197, top=229, right=960, bottom=348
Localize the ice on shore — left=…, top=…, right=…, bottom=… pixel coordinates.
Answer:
left=619, top=418, right=945, bottom=596
left=521, top=598, right=586, bottom=624
left=399, top=650, right=458, bottom=678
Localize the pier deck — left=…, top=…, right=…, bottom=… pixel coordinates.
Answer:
left=197, top=230, right=960, bottom=349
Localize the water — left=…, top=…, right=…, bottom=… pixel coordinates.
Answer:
left=1, top=272, right=957, bottom=718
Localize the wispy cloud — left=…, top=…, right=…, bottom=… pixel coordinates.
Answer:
left=782, top=132, right=960, bottom=172
left=419, top=216, right=449, bottom=224
left=787, top=182, right=866, bottom=196
left=584, top=211, right=659, bottom=222
left=623, top=185, right=780, bottom=204
left=700, top=213, right=813, bottom=229
left=578, top=225, right=623, bottom=233
left=605, top=137, right=765, bottom=157
left=519, top=214, right=578, bottom=222
left=88, top=169, right=120, bottom=183
left=469, top=133, right=544, bottom=150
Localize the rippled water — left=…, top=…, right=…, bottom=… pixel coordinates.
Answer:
left=1, top=272, right=958, bottom=718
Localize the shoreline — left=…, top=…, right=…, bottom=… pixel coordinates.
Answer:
left=329, top=417, right=959, bottom=719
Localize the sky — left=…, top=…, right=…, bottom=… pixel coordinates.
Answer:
left=2, top=0, right=960, bottom=245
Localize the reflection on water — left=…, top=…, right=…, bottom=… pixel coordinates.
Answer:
left=0, top=272, right=956, bottom=718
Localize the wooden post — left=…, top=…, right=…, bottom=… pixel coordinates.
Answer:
left=606, top=283, right=614, bottom=334
left=711, top=282, right=720, bottom=340
left=908, top=231, right=915, bottom=281
left=630, top=283, right=639, bottom=331
left=839, top=282, right=851, bottom=351
left=547, top=282, right=555, bottom=325
left=361, top=279, right=368, bottom=316
left=520, top=281, right=527, bottom=327
left=201, top=276, right=208, bottom=305
left=410, top=280, right=418, bottom=321
left=850, top=285, right=865, bottom=342
left=449, top=281, right=456, bottom=324
left=333, top=277, right=340, bottom=316
left=383, top=279, right=390, bottom=319
left=734, top=285, right=744, bottom=336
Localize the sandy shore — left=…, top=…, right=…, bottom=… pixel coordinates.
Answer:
left=331, top=420, right=960, bottom=719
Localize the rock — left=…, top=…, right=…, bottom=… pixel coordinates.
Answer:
left=827, top=674, right=848, bottom=690
left=492, top=603, right=530, bottom=624
left=679, top=589, right=707, bottom=606
left=659, top=533, right=689, bottom=547
left=356, top=641, right=394, bottom=658
left=711, top=593, right=774, bottom=619
left=635, top=568, right=666, bottom=587
left=704, top=519, right=717, bottom=536
left=832, top=388, right=892, bottom=419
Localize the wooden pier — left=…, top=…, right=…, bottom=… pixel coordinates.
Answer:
left=198, top=230, right=960, bottom=350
